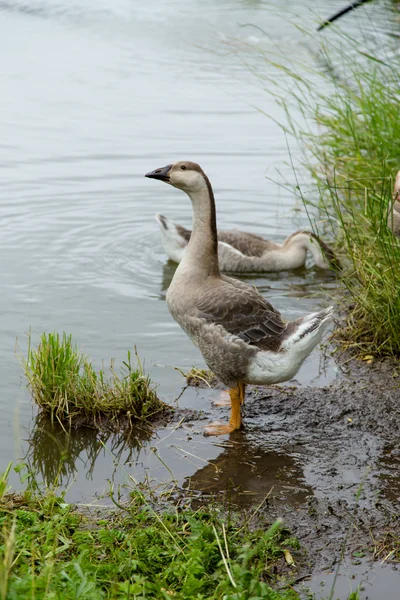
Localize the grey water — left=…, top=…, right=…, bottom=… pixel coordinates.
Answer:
left=0, top=0, right=398, bottom=513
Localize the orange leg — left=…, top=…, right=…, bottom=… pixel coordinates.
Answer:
left=205, top=382, right=245, bottom=436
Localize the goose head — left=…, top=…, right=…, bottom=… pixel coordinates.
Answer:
left=145, top=161, right=207, bottom=193
left=285, top=231, right=341, bottom=271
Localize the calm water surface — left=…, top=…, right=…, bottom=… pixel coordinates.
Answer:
left=0, top=0, right=398, bottom=527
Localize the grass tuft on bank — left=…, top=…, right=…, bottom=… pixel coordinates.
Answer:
left=0, top=464, right=301, bottom=600
left=254, top=29, right=400, bottom=356
left=22, top=332, right=168, bottom=428
left=296, top=47, right=400, bottom=356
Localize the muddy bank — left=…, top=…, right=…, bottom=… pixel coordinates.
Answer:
left=179, top=355, right=400, bottom=574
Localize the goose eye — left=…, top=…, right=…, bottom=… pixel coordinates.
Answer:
left=180, top=165, right=186, bottom=170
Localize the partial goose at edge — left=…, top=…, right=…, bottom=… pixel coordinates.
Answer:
left=388, top=170, right=400, bottom=237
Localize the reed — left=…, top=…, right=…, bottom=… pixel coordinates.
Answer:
left=252, top=27, right=400, bottom=356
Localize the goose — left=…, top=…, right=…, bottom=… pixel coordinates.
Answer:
left=155, top=213, right=339, bottom=273
left=388, top=170, right=400, bottom=237
left=145, top=161, right=334, bottom=435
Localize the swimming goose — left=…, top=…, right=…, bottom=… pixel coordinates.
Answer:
left=155, top=214, right=339, bottom=272
left=146, top=162, right=334, bottom=435
left=388, top=170, right=400, bottom=237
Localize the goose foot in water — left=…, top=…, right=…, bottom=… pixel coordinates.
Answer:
left=213, top=390, right=231, bottom=407
left=205, top=382, right=245, bottom=435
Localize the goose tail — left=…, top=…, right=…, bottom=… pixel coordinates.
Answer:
left=154, top=214, right=189, bottom=263
left=246, top=306, right=334, bottom=385
left=283, top=306, right=334, bottom=353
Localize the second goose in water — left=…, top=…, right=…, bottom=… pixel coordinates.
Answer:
left=146, top=161, right=334, bottom=435
left=155, top=214, right=339, bottom=272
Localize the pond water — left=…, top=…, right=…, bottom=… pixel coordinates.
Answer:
left=1, top=0, right=398, bottom=527
left=301, top=559, right=400, bottom=600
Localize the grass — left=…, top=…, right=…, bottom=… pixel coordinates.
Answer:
left=244, top=25, right=400, bottom=356
left=0, top=464, right=302, bottom=600
left=291, top=40, right=400, bottom=356
left=22, top=332, right=168, bottom=429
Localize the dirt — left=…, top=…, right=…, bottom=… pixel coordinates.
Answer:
left=178, top=354, right=400, bottom=577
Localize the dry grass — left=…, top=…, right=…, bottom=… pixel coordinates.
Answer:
left=184, top=367, right=218, bottom=388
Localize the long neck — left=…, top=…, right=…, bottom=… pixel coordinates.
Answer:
left=285, top=232, right=329, bottom=269
left=182, top=177, right=220, bottom=277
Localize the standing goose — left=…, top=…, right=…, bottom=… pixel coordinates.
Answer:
left=155, top=214, right=339, bottom=272
left=146, top=162, right=334, bottom=435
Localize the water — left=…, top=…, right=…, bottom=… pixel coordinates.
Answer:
left=0, top=0, right=398, bottom=506
left=302, top=560, right=400, bottom=600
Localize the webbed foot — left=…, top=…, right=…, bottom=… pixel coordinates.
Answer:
left=204, top=421, right=238, bottom=436
left=212, top=391, right=231, bottom=407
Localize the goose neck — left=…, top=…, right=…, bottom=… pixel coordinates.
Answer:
left=182, top=179, right=219, bottom=276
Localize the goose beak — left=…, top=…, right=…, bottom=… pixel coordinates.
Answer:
left=145, top=164, right=173, bottom=182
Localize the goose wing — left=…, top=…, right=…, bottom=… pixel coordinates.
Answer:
left=175, top=224, right=277, bottom=257
left=196, top=276, right=287, bottom=348
left=217, top=230, right=276, bottom=257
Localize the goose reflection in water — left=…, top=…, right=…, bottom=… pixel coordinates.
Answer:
left=182, top=435, right=311, bottom=508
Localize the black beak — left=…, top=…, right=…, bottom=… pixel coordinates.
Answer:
left=145, top=164, right=172, bottom=182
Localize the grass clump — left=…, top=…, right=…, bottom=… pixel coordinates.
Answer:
left=252, top=28, right=400, bottom=356
left=0, top=466, right=301, bottom=600
left=22, top=332, right=168, bottom=428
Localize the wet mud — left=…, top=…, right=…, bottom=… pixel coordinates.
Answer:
left=179, top=354, right=400, bottom=585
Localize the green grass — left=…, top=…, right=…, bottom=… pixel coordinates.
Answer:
left=0, top=465, right=301, bottom=600
left=251, top=27, right=400, bottom=356
left=22, top=332, right=168, bottom=428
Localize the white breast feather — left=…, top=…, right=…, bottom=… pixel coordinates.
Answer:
left=246, top=351, right=301, bottom=385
